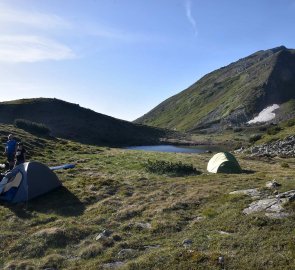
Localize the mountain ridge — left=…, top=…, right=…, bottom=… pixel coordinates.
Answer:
left=135, top=46, right=295, bottom=132
left=0, top=98, right=168, bottom=146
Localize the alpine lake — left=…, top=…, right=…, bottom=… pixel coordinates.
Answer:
left=125, top=144, right=228, bottom=153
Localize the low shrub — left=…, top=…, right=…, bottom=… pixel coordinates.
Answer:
left=281, top=162, right=290, bottom=168
left=259, top=126, right=267, bottom=132
left=285, top=118, right=295, bottom=127
left=79, top=244, right=103, bottom=259
left=233, top=127, right=243, bottom=132
left=41, top=254, right=65, bottom=269
left=249, top=134, right=261, bottom=143
left=202, top=207, right=218, bottom=218
left=14, top=119, right=50, bottom=136
left=250, top=216, right=271, bottom=227
left=144, top=160, right=201, bottom=176
left=267, top=126, right=282, bottom=135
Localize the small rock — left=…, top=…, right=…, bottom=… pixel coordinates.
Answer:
left=276, top=190, right=295, bottom=199
left=266, top=181, right=281, bottom=189
left=88, top=184, right=97, bottom=191
left=143, top=245, right=161, bottom=250
left=34, top=227, right=64, bottom=237
left=243, top=198, right=278, bottom=215
left=95, top=234, right=107, bottom=241
left=189, top=216, right=205, bottom=226
left=218, top=231, right=231, bottom=235
left=182, top=239, right=193, bottom=247
left=117, top=248, right=137, bottom=259
left=102, top=229, right=112, bottom=237
left=218, top=256, right=225, bottom=269
left=95, top=230, right=112, bottom=241
left=229, top=188, right=261, bottom=198
left=194, top=216, right=205, bottom=222
left=267, top=200, right=286, bottom=212
left=112, top=235, right=122, bottom=241
left=134, top=222, right=152, bottom=230
left=103, top=261, right=125, bottom=269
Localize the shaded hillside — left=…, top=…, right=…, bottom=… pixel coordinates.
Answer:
left=136, top=46, right=295, bottom=132
left=0, top=98, right=168, bottom=146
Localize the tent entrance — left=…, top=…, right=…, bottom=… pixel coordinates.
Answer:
left=0, top=171, right=24, bottom=201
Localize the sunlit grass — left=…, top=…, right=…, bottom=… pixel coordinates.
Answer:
left=1, top=124, right=295, bottom=269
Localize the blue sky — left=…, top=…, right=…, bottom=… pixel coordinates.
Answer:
left=0, top=0, right=295, bottom=121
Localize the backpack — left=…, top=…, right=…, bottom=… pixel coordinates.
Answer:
left=6, top=140, right=16, bottom=155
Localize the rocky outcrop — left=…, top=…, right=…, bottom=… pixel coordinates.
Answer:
left=243, top=198, right=287, bottom=216
left=230, top=186, right=295, bottom=219
left=229, top=188, right=261, bottom=198
left=237, top=135, right=295, bottom=158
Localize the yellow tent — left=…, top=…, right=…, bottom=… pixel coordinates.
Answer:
left=207, top=152, right=242, bottom=174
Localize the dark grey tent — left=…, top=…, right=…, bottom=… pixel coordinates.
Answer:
left=0, top=161, right=61, bottom=203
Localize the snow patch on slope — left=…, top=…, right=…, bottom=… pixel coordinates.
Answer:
left=247, top=104, right=280, bottom=124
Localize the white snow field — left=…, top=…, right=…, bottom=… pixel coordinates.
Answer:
left=247, top=104, right=280, bottom=124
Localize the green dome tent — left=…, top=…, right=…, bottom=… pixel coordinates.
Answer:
left=207, top=152, right=242, bottom=174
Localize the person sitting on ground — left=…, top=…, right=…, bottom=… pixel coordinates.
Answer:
left=14, top=142, right=26, bottom=167
left=4, top=134, right=17, bottom=170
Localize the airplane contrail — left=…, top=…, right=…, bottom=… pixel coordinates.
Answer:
left=185, top=0, right=198, bottom=36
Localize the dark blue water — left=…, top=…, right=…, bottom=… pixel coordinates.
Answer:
left=126, top=145, right=225, bottom=153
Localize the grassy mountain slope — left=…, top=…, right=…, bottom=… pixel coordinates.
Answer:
left=1, top=125, right=295, bottom=269
left=135, top=46, right=295, bottom=132
left=0, top=98, right=168, bottom=146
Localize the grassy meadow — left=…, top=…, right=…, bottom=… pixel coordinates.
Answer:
left=1, top=124, right=295, bottom=269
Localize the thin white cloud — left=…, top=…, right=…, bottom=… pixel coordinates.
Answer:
left=185, top=0, right=198, bottom=36
left=0, top=3, right=75, bottom=63
left=0, top=36, right=75, bottom=63
left=0, top=3, right=70, bottom=29
left=0, top=2, right=161, bottom=63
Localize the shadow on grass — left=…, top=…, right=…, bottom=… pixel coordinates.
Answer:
left=4, top=186, right=85, bottom=218
left=242, top=169, right=256, bottom=174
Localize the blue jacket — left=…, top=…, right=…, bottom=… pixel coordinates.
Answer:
left=6, top=140, right=17, bottom=155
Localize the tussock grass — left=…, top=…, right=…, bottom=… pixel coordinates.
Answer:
left=1, top=124, right=295, bottom=269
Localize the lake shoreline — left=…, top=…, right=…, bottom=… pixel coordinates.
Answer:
left=160, top=137, right=234, bottom=147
